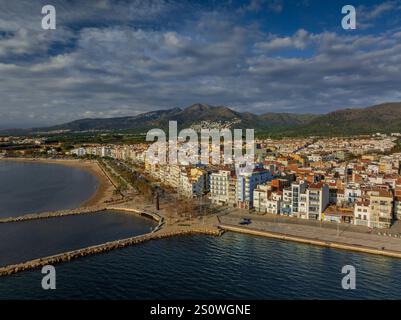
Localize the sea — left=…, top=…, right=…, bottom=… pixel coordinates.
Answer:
left=1, top=160, right=401, bottom=299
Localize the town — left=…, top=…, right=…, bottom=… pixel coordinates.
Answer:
left=2, top=132, right=401, bottom=231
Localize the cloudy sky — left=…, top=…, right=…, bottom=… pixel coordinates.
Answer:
left=1, top=0, right=401, bottom=128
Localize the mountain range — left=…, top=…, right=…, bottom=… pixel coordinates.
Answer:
left=2, top=102, right=401, bottom=137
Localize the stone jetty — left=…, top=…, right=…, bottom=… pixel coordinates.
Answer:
left=0, top=201, right=223, bottom=277
left=0, top=199, right=133, bottom=224
left=0, top=206, right=107, bottom=224
left=0, top=226, right=223, bottom=277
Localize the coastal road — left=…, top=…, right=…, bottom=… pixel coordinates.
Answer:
left=220, top=214, right=401, bottom=254
left=221, top=209, right=384, bottom=235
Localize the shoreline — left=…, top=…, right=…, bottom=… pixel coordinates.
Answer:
left=0, top=210, right=221, bottom=277
left=3, top=199, right=401, bottom=276
left=0, top=157, right=118, bottom=208
left=3, top=158, right=401, bottom=265
left=219, top=224, right=401, bottom=259
left=3, top=218, right=401, bottom=277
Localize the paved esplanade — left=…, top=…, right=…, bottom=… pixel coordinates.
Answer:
left=219, top=212, right=401, bottom=257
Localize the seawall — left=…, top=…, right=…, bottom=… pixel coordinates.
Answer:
left=220, top=224, right=401, bottom=259
left=106, top=206, right=165, bottom=232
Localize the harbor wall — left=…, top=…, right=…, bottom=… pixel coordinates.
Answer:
left=220, top=224, right=401, bottom=259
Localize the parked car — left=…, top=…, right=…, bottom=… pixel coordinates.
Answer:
left=239, top=218, right=252, bottom=225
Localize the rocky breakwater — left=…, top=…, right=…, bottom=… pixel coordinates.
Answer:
left=0, top=206, right=107, bottom=224
left=0, top=226, right=223, bottom=277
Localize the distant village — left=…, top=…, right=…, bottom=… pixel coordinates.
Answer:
left=2, top=133, right=401, bottom=229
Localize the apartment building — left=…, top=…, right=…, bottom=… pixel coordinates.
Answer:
left=281, top=187, right=292, bottom=215
left=394, top=178, right=401, bottom=220
left=394, top=196, right=401, bottom=221
left=178, top=167, right=209, bottom=198
left=344, top=183, right=362, bottom=203
left=329, top=186, right=338, bottom=204
left=237, top=168, right=272, bottom=209
left=167, top=165, right=181, bottom=189
left=253, top=184, right=282, bottom=214
left=354, top=198, right=371, bottom=227
left=289, top=180, right=307, bottom=217
left=280, top=180, right=329, bottom=220
left=253, top=184, right=268, bottom=213
left=306, top=182, right=329, bottom=220
left=210, top=170, right=233, bottom=206
left=336, top=188, right=345, bottom=205
left=354, top=190, right=393, bottom=228
left=367, top=190, right=393, bottom=228
left=71, top=147, right=86, bottom=157
left=227, top=175, right=238, bottom=208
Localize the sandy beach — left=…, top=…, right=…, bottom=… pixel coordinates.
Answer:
left=0, top=157, right=118, bottom=208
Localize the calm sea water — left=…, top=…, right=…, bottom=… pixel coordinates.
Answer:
left=0, top=160, right=99, bottom=217
left=2, top=232, right=401, bottom=299
left=1, top=161, right=401, bottom=299
left=0, top=210, right=156, bottom=267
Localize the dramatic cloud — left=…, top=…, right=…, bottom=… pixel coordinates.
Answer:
left=0, top=0, right=401, bottom=128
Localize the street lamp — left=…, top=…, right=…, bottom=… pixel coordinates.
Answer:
left=337, top=220, right=340, bottom=237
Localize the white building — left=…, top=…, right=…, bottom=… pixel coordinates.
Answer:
left=345, top=183, right=362, bottom=203
left=306, top=182, right=329, bottom=220
left=71, top=147, right=86, bottom=157
left=210, top=170, right=233, bottom=206
left=354, top=199, right=371, bottom=227
left=253, top=184, right=282, bottom=214
left=281, top=187, right=292, bottom=215
left=167, top=165, right=181, bottom=189
left=179, top=167, right=208, bottom=198
left=290, top=180, right=307, bottom=217
left=281, top=181, right=329, bottom=220
left=354, top=190, right=393, bottom=228
left=253, top=184, right=270, bottom=213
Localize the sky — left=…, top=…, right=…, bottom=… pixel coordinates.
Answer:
left=1, top=0, right=401, bottom=128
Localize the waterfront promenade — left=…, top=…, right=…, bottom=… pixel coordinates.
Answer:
left=5, top=200, right=401, bottom=276
left=6, top=188, right=401, bottom=277
left=219, top=213, right=401, bottom=258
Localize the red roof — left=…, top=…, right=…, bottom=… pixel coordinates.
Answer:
left=309, top=182, right=325, bottom=189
